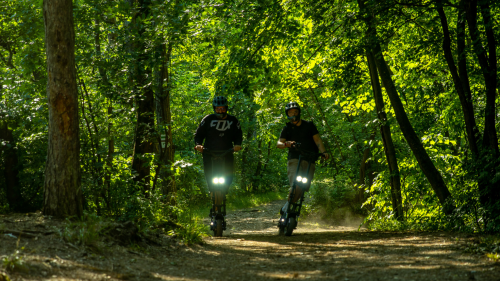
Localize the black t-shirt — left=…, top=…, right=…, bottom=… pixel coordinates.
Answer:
left=194, top=114, right=243, bottom=150
left=279, top=120, right=319, bottom=160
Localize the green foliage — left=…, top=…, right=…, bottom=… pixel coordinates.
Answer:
left=173, top=213, right=210, bottom=246
left=58, top=213, right=107, bottom=247
left=459, top=236, right=500, bottom=261
left=1, top=0, right=499, bottom=234
left=307, top=173, right=359, bottom=219
left=119, top=189, right=178, bottom=230
left=2, top=247, right=27, bottom=273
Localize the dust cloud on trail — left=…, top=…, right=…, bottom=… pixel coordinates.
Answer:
left=220, top=199, right=364, bottom=236
left=198, top=200, right=499, bottom=281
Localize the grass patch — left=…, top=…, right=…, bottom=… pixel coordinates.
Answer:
left=58, top=212, right=108, bottom=248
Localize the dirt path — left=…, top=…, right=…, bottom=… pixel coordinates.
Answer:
left=1, top=200, right=499, bottom=281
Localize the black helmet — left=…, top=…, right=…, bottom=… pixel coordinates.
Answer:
left=285, top=101, right=301, bottom=123
left=213, top=96, right=228, bottom=107
left=213, top=96, right=228, bottom=119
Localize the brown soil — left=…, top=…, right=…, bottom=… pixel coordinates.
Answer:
left=1, top=200, right=499, bottom=281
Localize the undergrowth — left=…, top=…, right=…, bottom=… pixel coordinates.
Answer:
left=2, top=238, right=27, bottom=273
left=58, top=212, right=107, bottom=248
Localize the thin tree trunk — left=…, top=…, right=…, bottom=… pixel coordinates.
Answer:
left=94, top=11, right=113, bottom=210
left=306, top=85, right=344, bottom=161
left=154, top=42, right=176, bottom=199
left=261, top=141, right=272, bottom=180
left=464, top=0, right=498, bottom=155
left=464, top=0, right=500, bottom=225
left=358, top=132, right=375, bottom=205
left=358, top=0, right=454, bottom=214
left=437, top=3, right=479, bottom=156
left=43, top=0, right=83, bottom=217
left=104, top=103, right=114, bottom=208
left=0, top=120, right=26, bottom=212
left=130, top=0, right=155, bottom=195
left=367, top=51, right=403, bottom=221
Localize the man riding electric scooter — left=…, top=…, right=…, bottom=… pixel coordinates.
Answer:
left=276, top=101, right=329, bottom=236
left=194, top=96, right=243, bottom=236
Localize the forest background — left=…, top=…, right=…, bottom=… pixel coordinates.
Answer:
left=1, top=0, right=499, bottom=236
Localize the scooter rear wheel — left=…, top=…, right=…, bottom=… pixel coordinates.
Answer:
left=285, top=217, right=296, bottom=236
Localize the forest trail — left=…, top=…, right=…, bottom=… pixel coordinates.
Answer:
left=1, top=200, right=499, bottom=281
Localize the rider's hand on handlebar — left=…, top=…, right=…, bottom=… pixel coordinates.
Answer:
left=195, top=145, right=204, bottom=152
left=234, top=145, right=242, bottom=152
left=285, top=141, right=295, bottom=148
left=321, top=152, right=330, bottom=160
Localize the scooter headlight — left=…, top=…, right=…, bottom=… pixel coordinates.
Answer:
left=219, top=177, right=225, bottom=184
left=213, top=178, right=219, bottom=184
left=296, top=176, right=302, bottom=182
left=301, top=177, right=308, bottom=183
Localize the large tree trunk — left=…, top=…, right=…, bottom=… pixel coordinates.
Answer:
left=154, top=43, right=176, bottom=199
left=366, top=51, right=403, bottom=221
left=43, top=0, right=83, bottom=217
left=0, top=120, right=26, bottom=212
left=358, top=0, right=454, bottom=214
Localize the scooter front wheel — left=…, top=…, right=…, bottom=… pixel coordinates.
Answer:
left=285, top=217, right=296, bottom=236
left=214, top=218, right=223, bottom=237
left=278, top=225, right=285, bottom=236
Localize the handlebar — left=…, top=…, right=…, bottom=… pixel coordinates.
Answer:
left=291, top=142, right=326, bottom=159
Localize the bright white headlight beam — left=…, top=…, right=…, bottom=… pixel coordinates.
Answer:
left=301, top=178, right=308, bottom=183
left=296, top=176, right=302, bottom=182
left=219, top=177, right=225, bottom=184
left=213, top=178, right=219, bottom=184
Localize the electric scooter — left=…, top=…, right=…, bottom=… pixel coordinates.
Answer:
left=202, top=148, right=234, bottom=237
left=278, top=143, right=324, bottom=236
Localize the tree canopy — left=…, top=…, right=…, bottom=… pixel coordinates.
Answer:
left=1, top=0, right=499, bottom=232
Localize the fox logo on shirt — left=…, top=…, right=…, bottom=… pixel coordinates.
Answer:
left=211, top=120, right=233, bottom=131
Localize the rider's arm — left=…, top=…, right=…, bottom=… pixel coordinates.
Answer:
left=194, top=115, right=209, bottom=152
left=312, top=134, right=329, bottom=159
left=277, top=138, right=294, bottom=149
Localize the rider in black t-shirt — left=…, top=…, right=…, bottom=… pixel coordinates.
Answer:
left=194, top=96, right=243, bottom=192
left=277, top=101, right=329, bottom=210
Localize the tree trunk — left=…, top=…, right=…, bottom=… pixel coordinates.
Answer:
left=0, top=120, right=26, bottom=212
left=437, top=3, right=479, bottom=156
left=358, top=132, right=375, bottom=205
left=154, top=42, right=176, bottom=199
left=104, top=103, right=114, bottom=208
left=367, top=51, right=403, bottom=221
left=358, top=0, right=454, bottom=214
left=130, top=0, right=155, bottom=195
left=464, top=0, right=500, bottom=225
left=43, top=0, right=83, bottom=217
left=464, top=0, right=498, bottom=155
left=306, top=85, right=344, bottom=161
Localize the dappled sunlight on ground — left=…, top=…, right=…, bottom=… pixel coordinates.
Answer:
left=1, top=201, right=499, bottom=280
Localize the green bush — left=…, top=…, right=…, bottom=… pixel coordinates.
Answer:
left=173, top=212, right=210, bottom=245
left=58, top=212, right=107, bottom=247
left=307, top=173, right=358, bottom=219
